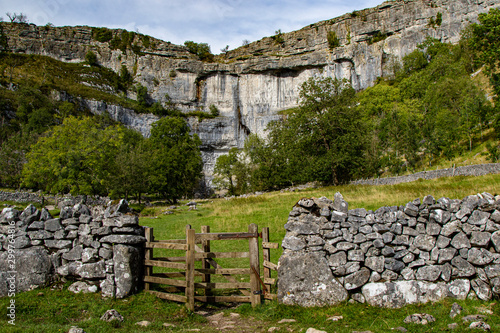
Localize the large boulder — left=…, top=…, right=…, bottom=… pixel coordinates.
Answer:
left=0, top=246, right=54, bottom=296
left=278, top=251, right=348, bottom=307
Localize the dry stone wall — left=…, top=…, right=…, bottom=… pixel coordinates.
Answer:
left=278, top=192, right=500, bottom=308
left=0, top=199, right=145, bottom=298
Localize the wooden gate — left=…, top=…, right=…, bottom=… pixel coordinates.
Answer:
left=143, top=223, right=279, bottom=310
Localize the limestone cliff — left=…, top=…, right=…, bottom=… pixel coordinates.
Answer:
left=3, top=0, right=499, bottom=182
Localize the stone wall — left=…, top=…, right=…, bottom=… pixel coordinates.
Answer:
left=278, top=193, right=500, bottom=308
left=350, top=163, right=500, bottom=186
left=0, top=191, right=109, bottom=207
left=0, top=200, right=145, bottom=298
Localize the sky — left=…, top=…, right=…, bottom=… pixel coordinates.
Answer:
left=0, top=0, right=384, bottom=54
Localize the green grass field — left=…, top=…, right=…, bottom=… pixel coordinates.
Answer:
left=1, top=173, right=500, bottom=332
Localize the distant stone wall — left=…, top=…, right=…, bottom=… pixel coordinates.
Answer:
left=0, top=200, right=145, bottom=298
left=278, top=193, right=500, bottom=308
left=0, top=191, right=109, bottom=207
left=350, top=163, right=500, bottom=186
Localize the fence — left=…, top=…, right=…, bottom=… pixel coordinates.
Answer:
left=143, top=224, right=279, bottom=310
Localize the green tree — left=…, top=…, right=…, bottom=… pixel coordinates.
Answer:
left=184, top=41, right=213, bottom=61
left=22, top=116, right=124, bottom=195
left=247, top=77, right=369, bottom=189
left=106, top=129, right=149, bottom=201
left=0, top=131, right=37, bottom=187
left=213, top=147, right=250, bottom=195
left=148, top=117, right=203, bottom=203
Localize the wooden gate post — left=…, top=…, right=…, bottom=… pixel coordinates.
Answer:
left=144, top=227, right=153, bottom=291
left=186, top=227, right=196, bottom=311
left=248, top=223, right=261, bottom=307
left=262, top=227, right=271, bottom=294
left=201, top=225, right=212, bottom=297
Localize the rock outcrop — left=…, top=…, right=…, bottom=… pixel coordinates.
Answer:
left=3, top=0, right=499, bottom=181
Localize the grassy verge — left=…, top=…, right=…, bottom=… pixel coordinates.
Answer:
left=0, top=284, right=498, bottom=332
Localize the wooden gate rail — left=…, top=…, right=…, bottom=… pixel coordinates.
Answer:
left=143, top=223, right=279, bottom=310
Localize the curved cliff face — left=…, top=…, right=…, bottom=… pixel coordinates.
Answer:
left=4, top=0, right=500, bottom=181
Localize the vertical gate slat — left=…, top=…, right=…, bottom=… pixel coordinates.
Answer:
left=248, top=223, right=261, bottom=307
left=262, top=227, right=271, bottom=294
left=144, top=227, right=154, bottom=291
left=201, top=225, right=212, bottom=297
left=185, top=227, right=196, bottom=311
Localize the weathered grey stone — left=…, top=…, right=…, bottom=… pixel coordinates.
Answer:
left=422, top=195, right=436, bottom=206
left=381, top=270, right=399, bottom=281
left=447, top=279, right=470, bottom=300
left=451, top=257, right=476, bottom=277
left=491, top=230, right=500, bottom=252
left=441, top=263, right=452, bottom=282
left=284, top=221, right=320, bottom=235
left=0, top=207, right=20, bottom=222
left=385, top=258, right=404, bottom=273
left=402, top=252, right=415, bottom=264
left=438, top=248, right=457, bottom=264
left=100, top=273, right=115, bottom=298
left=403, top=227, right=418, bottom=237
left=348, top=249, right=364, bottom=262
left=404, top=313, right=436, bottom=325
left=401, top=267, right=415, bottom=280
left=362, top=281, right=447, bottom=308
left=62, top=218, right=80, bottom=226
left=330, top=211, right=347, bottom=222
left=467, top=248, right=494, bottom=266
left=471, top=278, right=492, bottom=301
left=45, top=239, right=72, bottom=249
left=344, top=262, right=361, bottom=275
left=426, top=223, right=441, bottom=236
left=381, top=246, right=395, bottom=257
left=441, top=220, right=461, bottom=237
left=113, top=244, right=142, bottom=298
left=430, top=210, right=451, bottom=225
left=336, top=242, right=356, bottom=251
left=62, top=245, right=83, bottom=261
left=333, top=192, right=348, bottom=213
left=99, top=234, right=146, bottom=245
left=76, top=260, right=106, bottom=279
left=100, top=309, right=124, bottom=322
left=450, top=302, right=463, bottom=318
left=353, top=233, right=367, bottom=244
left=57, top=261, right=82, bottom=276
left=408, top=259, right=425, bottom=268
left=404, top=202, right=418, bottom=217
left=414, top=235, right=436, bottom=252
left=365, top=256, right=385, bottom=273
left=27, top=220, right=44, bottom=230
left=0, top=246, right=54, bottom=296
left=82, top=248, right=99, bottom=263
left=491, top=210, right=500, bottom=223
left=60, top=206, right=74, bottom=219
left=344, top=268, right=370, bottom=290
left=44, top=218, right=63, bottom=232
left=468, top=210, right=490, bottom=226
left=278, top=251, right=348, bottom=307
left=469, top=321, right=491, bottom=331
left=415, top=265, right=441, bottom=281
left=68, top=281, right=98, bottom=294
left=328, top=251, right=346, bottom=267
left=483, top=264, right=500, bottom=279
left=451, top=232, right=471, bottom=249
left=282, top=235, right=306, bottom=251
